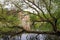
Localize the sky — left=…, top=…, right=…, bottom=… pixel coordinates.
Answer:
left=0, top=0, right=4, bottom=4
left=0, top=0, right=4, bottom=2
left=0, top=0, right=38, bottom=13
left=0, top=0, right=10, bottom=8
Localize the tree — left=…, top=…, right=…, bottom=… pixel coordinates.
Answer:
left=0, top=0, right=60, bottom=37
left=0, top=2, right=20, bottom=37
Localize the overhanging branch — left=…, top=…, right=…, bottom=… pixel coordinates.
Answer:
left=24, top=0, right=48, bottom=19
left=42, top=0, right=56, bottom=19
left=0, top=26, right=60, bottom=37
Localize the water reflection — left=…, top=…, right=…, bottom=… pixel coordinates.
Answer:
left=0, top=34, right=60, bottom=40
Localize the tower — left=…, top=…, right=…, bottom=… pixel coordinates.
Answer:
left=18, top=11, right=30, bottom=31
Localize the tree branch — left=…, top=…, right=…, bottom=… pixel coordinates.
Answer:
left=23, top=0, right=42, bottom=18
left=11, top=1, right=23, bottom=11
left=42, top=0, right=56, bottom=19
left=24, top=0, right=48, bottom=19
left=0, top=26, right=60, bottom=37
left=42, top=0, right=57, bottom=32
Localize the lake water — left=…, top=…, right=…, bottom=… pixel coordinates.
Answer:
left=0, top=34, right=46, bottom=40
left=0, top=34, right=59, bottom=40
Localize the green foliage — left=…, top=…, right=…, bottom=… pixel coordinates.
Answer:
left=0, top=5, right=19, bottom=34
left=30, top=14, right=40, bottom=21
left=31, top=22, right=53, bottom=31
left=0, top=8, right=19, bottom=26
left=57, top=19, right=60, bottom=30
left=0, top=0, right=60, bottom=36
